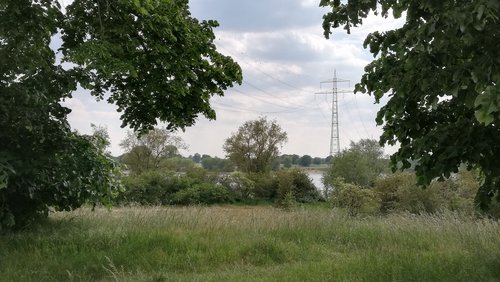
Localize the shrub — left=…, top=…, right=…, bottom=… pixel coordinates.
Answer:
left=286, top=169, right=321, bottom=203
left=115, top=171, right=172, bottom=205
left=430, top=173, right=477, bottom=214
left=374, top=172, right=446, bottom=214
left=275, top=170, right=296, bottom=208
left=330, top=178, right=381, bottom=216
left=171, top=183, right=233, bottom=205
left=449, top=169, right=479, bottom=213
left=201, top=156, right=234, bottom=172
left=274, top=169, right=321, bottom=204
left=323, top=139, right=389, bottom=188
left=218, top=172, right=256, bottom=201
left=374, top=170, right=479, bottom=215
left=116, top=172, right=195, bottom=205
left=185, top=166, right=209, bottom=182
left=246, top=173, right=277, bottom=200
left=278, top=191, right=296, bottom=210
left=397, top=181, right=444, bottom=214
left=373, top=172, right=411, bottom=213
left=488, top=193, right=500, bottom=219
left=161, top=157, right=196, bottom=172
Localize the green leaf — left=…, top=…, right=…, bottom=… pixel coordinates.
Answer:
left=475, top=109, right=494, bottom=125
left=320, top=0, right=500, bottom=209
left=471, top=71, right=478, bottom=83
left=477, top=4, right=485, bottom=20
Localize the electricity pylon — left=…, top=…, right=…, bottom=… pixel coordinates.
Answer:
left=316, top=70, right=350, bottom=157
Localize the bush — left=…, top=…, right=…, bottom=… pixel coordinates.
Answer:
left=374, top=170, right=479, bottom=215
left=323, top=139, right=389, bottom=188
left=161, top=157, right=196, bottom=172
left=330, top=178, right=381, bottom=216
left=115, top=171, right=171, bottom=205
left=246, top=173, right=277, bottom=200
left=275, top=170, right=296, bottom=208
left=116, top=172, right=195, bottom=205
left=275, top=169, right=321, bottom=204
left=201, top=156, right=234, bottom=172
left=278, top=191, right=296, bottom=210
left=447, top=169, right=479, bottom=213
left=375, top=172, right=447, bottom=214
left=488, top=193, right=500, bottom=219
left=185, top=166, right=209, bottom=182
left=218, top=172, right=256, bottom=201
left=172, top=183, right=233, bottom=205
left=373, top=172, right=414, bottom=213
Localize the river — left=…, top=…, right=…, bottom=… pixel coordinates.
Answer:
left=307, top=171, right=325, bottom=192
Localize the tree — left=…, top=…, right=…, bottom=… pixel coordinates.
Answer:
left=192, top=153, right=202, bottom=164
left=282, top=156, right=293, bottom=168
left=224, top=117, right=288, bottom=173
left=89, top=124, right=112, bottom=153
left=299, top=155, right=312, bottom=167
left=0, top=0, right=241, bottom=229
left=62, top=0, right=242, bottom=132
left=162, top=157, right=196, bottom=172
left=201, top=156, right=234, bottom=172
left=323, top=139, right=389, bottom=188
left=321, top=0, right=500, bottom=209
left=120, top=129, right=187, bottom=174
left=325, top=155, right=333, bottom=164
left=313, top=157, right=323, bottom=165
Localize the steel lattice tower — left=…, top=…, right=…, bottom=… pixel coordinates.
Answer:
left=316, top=70, right=350, bottom=157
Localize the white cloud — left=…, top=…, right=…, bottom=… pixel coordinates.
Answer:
left=300, top=0, right=319, bottom=7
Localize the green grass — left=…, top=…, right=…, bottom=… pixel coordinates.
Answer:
left=1, top=206, right=500, bottom=281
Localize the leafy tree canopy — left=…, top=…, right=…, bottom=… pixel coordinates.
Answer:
left=120, top=128, right=187, bottom=174
left=298, top=155, right=312, bottom=167
left=323, top=139, right=389, bottom=188
left=321, top=0, right=500, bottom=209
left=313, top=157, right=323, bottom=165
left=62, top=0, right=242, bottom=132
left=224, top=117, right=288, bottom=173
left=0, top=0, right=241, bottom=229
left=192, top=153, right=202, bottom=164
left=201, top=156, right=234, bottom=172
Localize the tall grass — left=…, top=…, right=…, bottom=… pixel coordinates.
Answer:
left=1, top=206, right=499, bottom=281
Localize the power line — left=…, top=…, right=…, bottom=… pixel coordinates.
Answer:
left=339, top=99, right=367, bottom=141
left=242, top=80, right=307, bottom=108
left=218, top=46, right=313, bottom=95
left=212, top=101, right=310, bottom=115
left=353, top=95, right=372, bottom=138
left=231, top=87, right=302, bottom=110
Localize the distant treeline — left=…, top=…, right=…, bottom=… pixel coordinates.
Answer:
left=185, top=153, right=331, bottom=173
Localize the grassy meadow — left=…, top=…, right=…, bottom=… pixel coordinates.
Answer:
left=1, top=205, right=500, bottom=281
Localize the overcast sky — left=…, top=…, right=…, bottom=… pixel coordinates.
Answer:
left=62, top=0, right=403, bottom=158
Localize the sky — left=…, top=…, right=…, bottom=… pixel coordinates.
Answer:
left=61, top=0, right=404, bottom=158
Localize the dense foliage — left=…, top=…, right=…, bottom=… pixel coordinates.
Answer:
left=321, top=0, right=500, bottom=209
left=224, top=117, right=288, bottom=173
left=274, top=169, right=322, bottom=206
left=115, top=170, right=234, bottom=206
left=62, top=0, right=242, bottom=132
left=323, top=139, right=389, bottom=188
left=327, top=169, right=500, bottom=218
left=0, top=0, right=241, bottom=229
left=201, top=155, right=235, bottom=172
left=115, top=167, right=321, bottom=207
left=330, top=180, right=381, bottom=216
left=120, top=129, right=186, bottom=175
